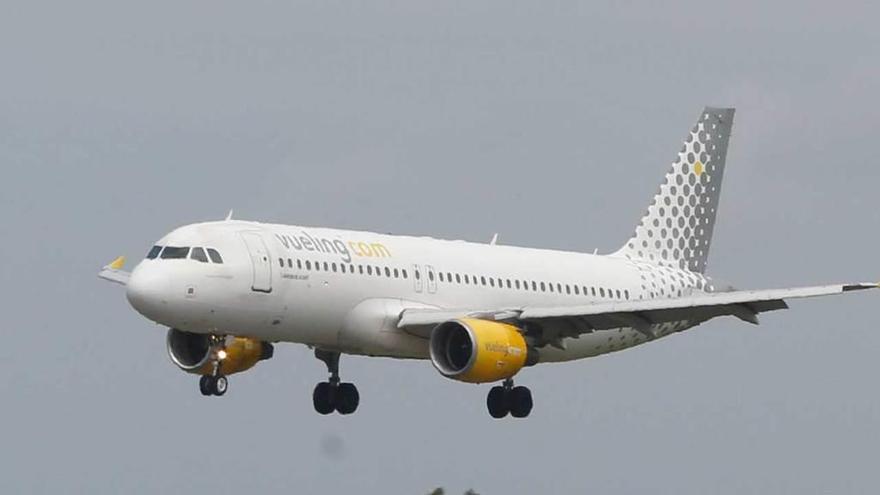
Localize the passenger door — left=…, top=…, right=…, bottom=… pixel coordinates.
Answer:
left=240, top=232, right=272, bottom=293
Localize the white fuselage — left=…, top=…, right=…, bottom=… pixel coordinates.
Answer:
left=126, top=220, right=714, bottom=363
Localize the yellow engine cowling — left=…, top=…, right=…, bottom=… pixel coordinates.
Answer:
left=166, top=328, right=273, bottom=376
left=429, top=318, right=535, bottom=383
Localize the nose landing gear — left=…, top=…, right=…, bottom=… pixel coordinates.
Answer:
left=198, top=336, right=228, bottom=397
left=487, top=378, right=533, bottom=419
left=199, top=374, right=228, bottom=396
left=313, top=349, right=360, bottom=415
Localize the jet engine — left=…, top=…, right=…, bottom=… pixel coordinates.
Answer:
left=166, top=328, right=274, bottom=376
left=429, top=318, right=537, bottom=383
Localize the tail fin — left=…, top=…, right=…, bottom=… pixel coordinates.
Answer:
left=613, top=107, right=735, bottom=273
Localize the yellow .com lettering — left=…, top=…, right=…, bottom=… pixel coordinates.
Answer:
left=347, top=241, right=392, bottom=258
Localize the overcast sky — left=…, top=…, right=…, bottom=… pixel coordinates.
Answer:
left=2, top=1, right=880, bottom=493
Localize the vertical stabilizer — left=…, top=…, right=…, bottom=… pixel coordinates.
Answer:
left=613, top=107, right=734, bottom=273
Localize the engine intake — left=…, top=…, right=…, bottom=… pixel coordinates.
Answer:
left=166, top=328, right=273, bottom=376
left=429, top=318, right=536, bottom=383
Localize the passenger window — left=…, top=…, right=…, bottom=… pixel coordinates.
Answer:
left=515, top=280, right=521, bottom=290
left=480, top=276, right=486, bottom=286
left=315, top=261, right=321, bottom=271
left=332, top=263, right=338, bottom=272
left=566, top=285, right=571, bottom=295
left=464, top=275, right=470, bottom=284
left=375, top=266, right=381, bottom=277
left=323, top=262, right=329, bottom=271
left=394, top=268, right=399, bottom=278
left=385, top=267, right=391, bottom=277
left=340, top=264, right=346, bottom=273
left=287, top=259, right=293, bottom=268
left=306, top=261, right=312, bottom=270
left=402, top=269, right=408, bottom=279
left=428, top=271, right=434, bottom=281
left=540, top=282, right=546, bottom=292
left=489, top=278, right=495, bottom=287
left=367, top=266, right=372, bottom=275
left=616, top=290, right=621, bottom=299
left=625, top=290, right=630, bottom=300
left=455, top=274, right=461, bottom=284
left=447, top=272, right=453, bottom=282
left=557, top=283, right=562, bottom=293
left=531, top=281, right=537, bottom=291
left=438, top=272, right=444, bottom=282
left=190, top=247, right=209, bottom=263
left=574, top=285, right=580, bottom=295
left=161, top=246, right=190, bottom=259
left=278, top=258, right=284, bottom=267
left=600, top=288, right=606, bottom=297
left=297, top=259, right=303, bottom=269
left=415, top=270, right=420, bottom=280
left=146, top=245, right=162, bottom=259
left=358, top=265, right=364, bottom=274
left=506, top=279, right=512, bottom=289
left=548, top=283, right=554, bottom=293
left=591, top=287, right=597, bottom=296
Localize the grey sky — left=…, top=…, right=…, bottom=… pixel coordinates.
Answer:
left=2, top=1, right=879, bottom=493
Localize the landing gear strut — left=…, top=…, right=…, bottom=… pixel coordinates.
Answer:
left=199, top=336, right=228, bottom=397
left=487, top=378, right=533, bottom=419
left=313, top=349, right=359, bottom=415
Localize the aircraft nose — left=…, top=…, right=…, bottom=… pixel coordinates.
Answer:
left=126, top=264, right=170, bottom=320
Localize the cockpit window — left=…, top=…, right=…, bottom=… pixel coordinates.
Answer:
left=160, top=246, right=190, bottom=259
left=190, top=247, right=209, bottom=263
left=206, top=248, right=223, bottom=264
left=146, top=245, right=162, bottom=259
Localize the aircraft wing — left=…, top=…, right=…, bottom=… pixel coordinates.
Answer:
left=97, top=256, right=130, bottom=286
left=397, top=283, right=877, bottom=340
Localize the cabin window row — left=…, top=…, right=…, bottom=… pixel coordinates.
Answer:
left=433, top=271, right=629, bottom=300
left=280, top=257, right=628, bottom=300
left=281, top=257, right=409, bottom=279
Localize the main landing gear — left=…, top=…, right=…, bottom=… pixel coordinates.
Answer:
left=487, top=379, right=533, bottom=419
left=312, top=349, right=360, bottom=415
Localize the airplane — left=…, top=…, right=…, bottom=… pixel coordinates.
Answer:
left=99, top=107, right=877, bottom=419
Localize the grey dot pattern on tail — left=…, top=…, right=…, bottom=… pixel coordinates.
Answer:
left=615, top=107, right=735, bottom=274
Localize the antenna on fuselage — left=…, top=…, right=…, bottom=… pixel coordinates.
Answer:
left=489, top=233, right=499, bottom=245
left=225, top=209, right=234, bottom=221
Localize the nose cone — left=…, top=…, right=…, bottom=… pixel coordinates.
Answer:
left=126, top=263, right=170, bottom=322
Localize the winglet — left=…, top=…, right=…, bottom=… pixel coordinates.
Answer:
left=108, top=256, right=126, bottom=270
left=99, top=256, right=131, bottom=286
